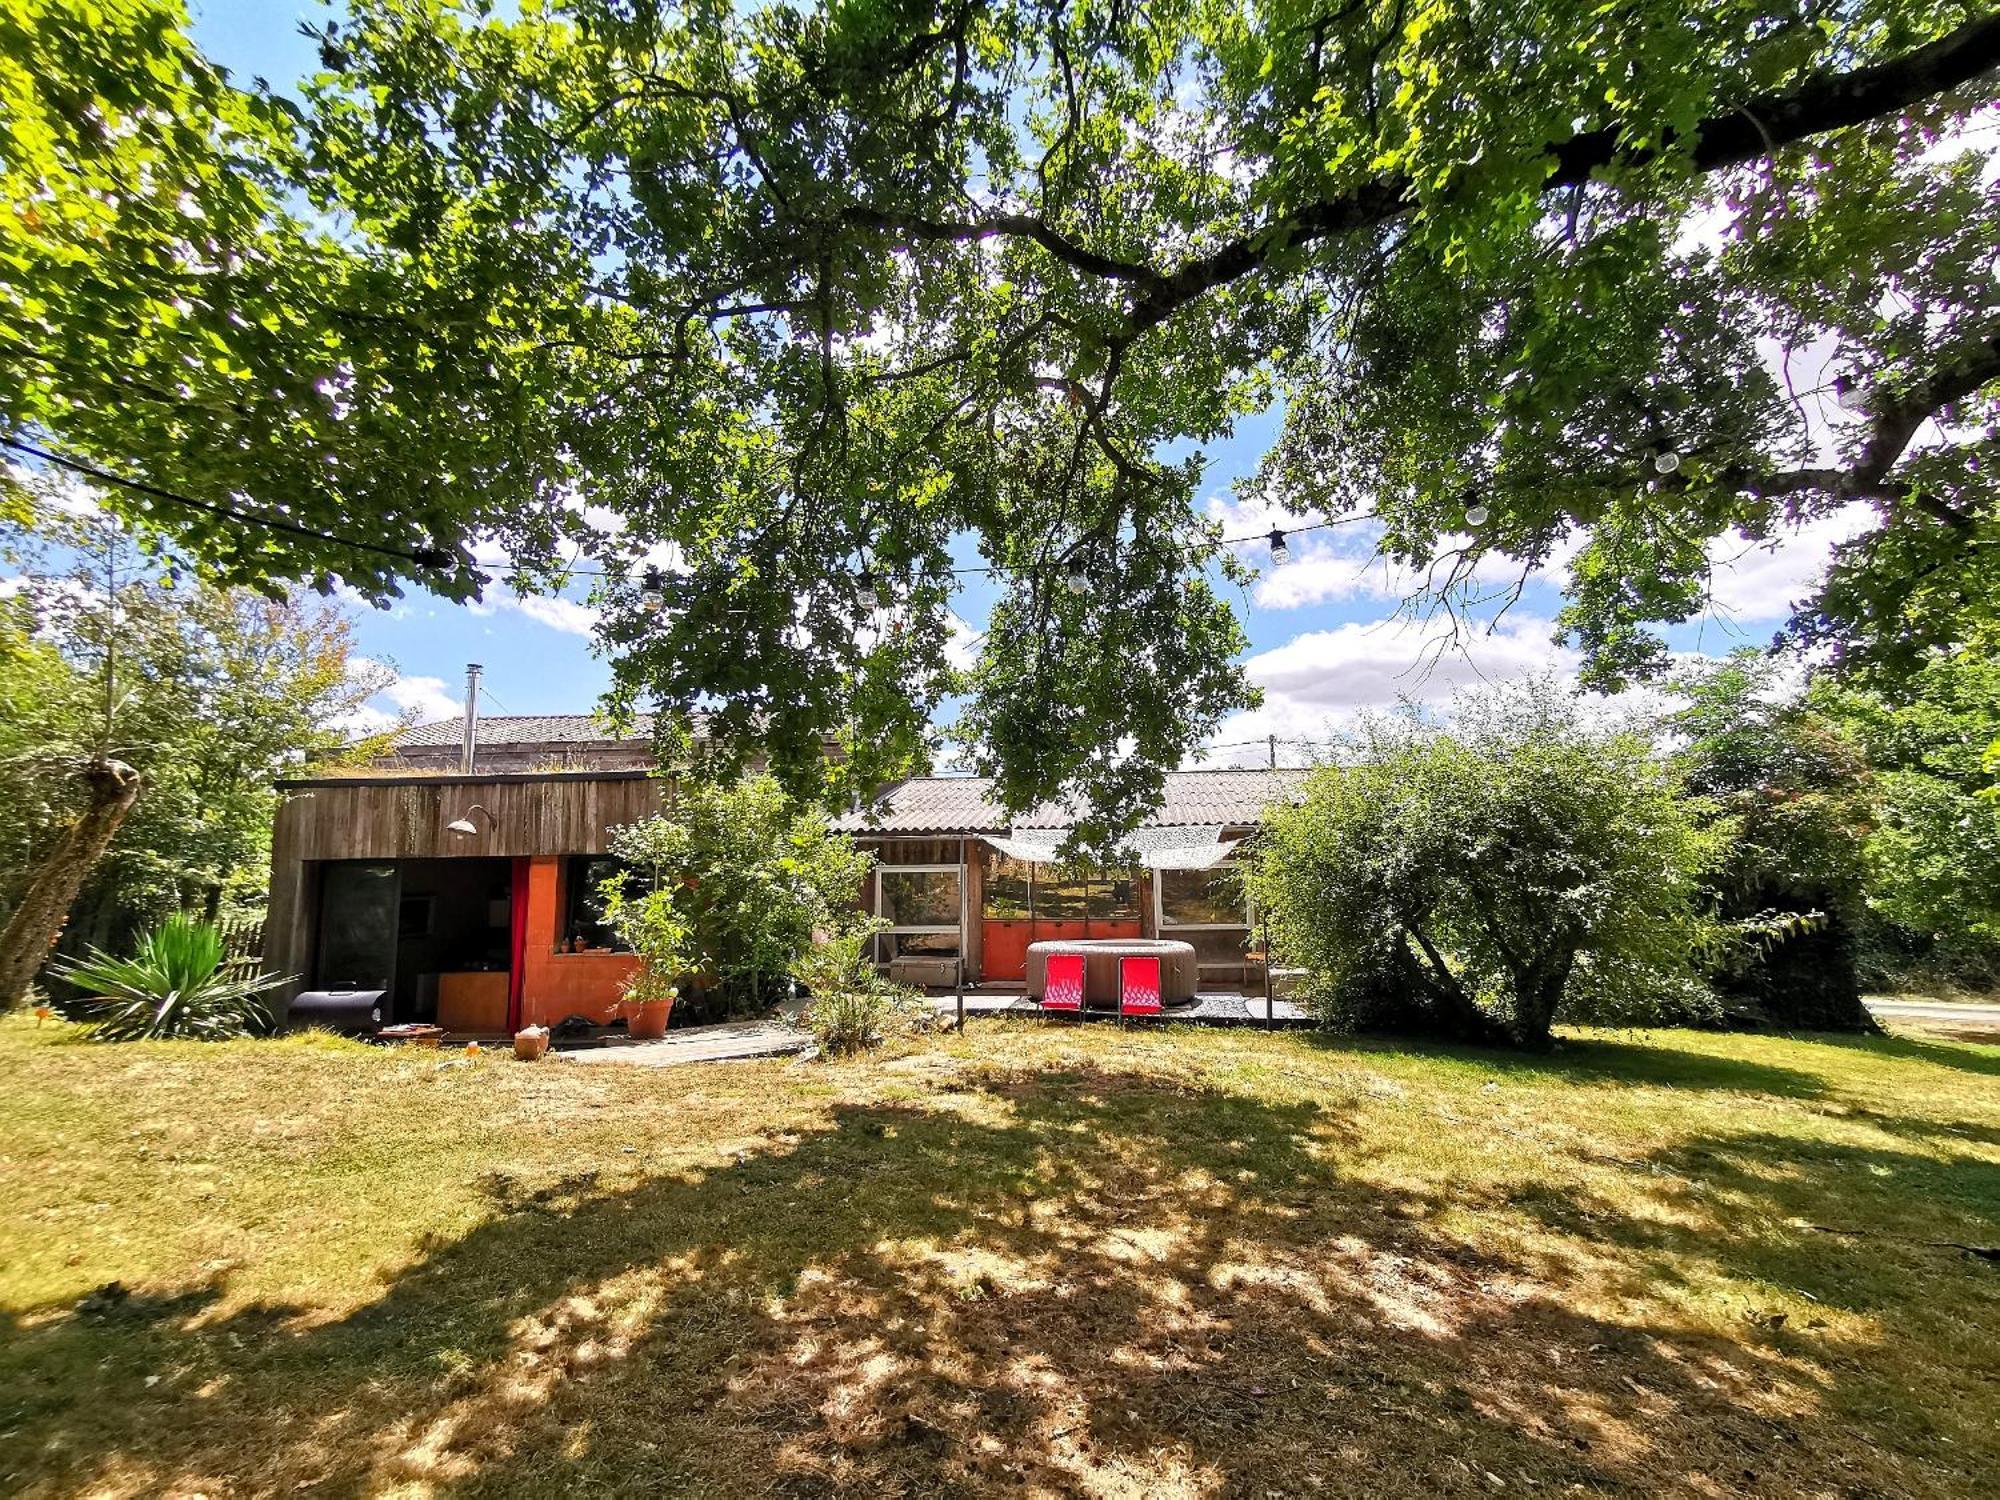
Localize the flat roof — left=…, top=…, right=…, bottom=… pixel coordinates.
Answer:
left=276, top=768, right=657, bottom=791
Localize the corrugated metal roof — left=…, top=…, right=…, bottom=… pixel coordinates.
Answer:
left=834, top=768, right=1312, bottom=834
left=394, top=714, right=655, bottom=749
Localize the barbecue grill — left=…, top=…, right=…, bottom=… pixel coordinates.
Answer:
left=284, top=989, right=385, bottom=1035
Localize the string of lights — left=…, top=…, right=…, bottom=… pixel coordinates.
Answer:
left=2, top=437, right=454, bottom=569
left=4, top=434, right=1372, bottom=599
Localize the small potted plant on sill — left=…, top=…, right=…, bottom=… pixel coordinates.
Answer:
left=599, top=862, right=688, bottom=1042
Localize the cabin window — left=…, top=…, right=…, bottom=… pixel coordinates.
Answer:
left=979, top=852, right=1140, bottom=923
left=561, top=855, right=645, bottom=953
left=1028, top=867, right=1138, bottom=922
left=981, top=854, right=1032, bottom=919
left=1084, top=874, right=1141, bottom=922
left=1157, top=865, right=1248, bottom=928
left=877, top=869, right=961, bottom=929
left=873, top=864, right=963, bottom=963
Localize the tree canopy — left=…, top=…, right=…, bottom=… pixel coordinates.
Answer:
left=1252, top=681, right=1726, bottom=1049
left=1815, top=648, right=2000, bottom=972
left=5, top=0, right=1997, bottom=829
left=0, top=489, right=394, bottom=955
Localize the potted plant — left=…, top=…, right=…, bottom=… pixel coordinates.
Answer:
left=599, top=863, right=688, bottom=1041
left=622, top=963, right=679, bottom=1040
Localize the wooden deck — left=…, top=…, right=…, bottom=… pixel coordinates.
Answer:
left=936, top=985, right=1314, bottom=1028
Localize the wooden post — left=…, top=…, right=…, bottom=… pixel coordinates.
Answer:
left=1262, top=914, right=1275, bottom=1030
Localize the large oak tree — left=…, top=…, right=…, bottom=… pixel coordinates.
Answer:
left=4, top=0, right=1996, bottom=831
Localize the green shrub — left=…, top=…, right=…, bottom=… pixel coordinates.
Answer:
left=1252, top=681, right=1726, bottom=1049
left=1665, top=653, right=1878, bottom=1029
left=607, top=775, right=873, bottom=1021
left=792, top=919, right=932, bottom=1057
left=596, top=862, right=690, bottom=1011
left=1561, top=952, right=1728, bottom=1029
left=51, top=914, right=287, bottom=1041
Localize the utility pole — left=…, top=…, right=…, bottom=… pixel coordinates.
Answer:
left=460, top=663, right=483, bottom=774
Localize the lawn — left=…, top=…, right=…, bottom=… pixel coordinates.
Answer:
left=1, top=1016, right=1996, bottom=1498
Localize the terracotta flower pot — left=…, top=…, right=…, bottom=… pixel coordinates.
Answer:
left=628, top=997, right=673, bottom=1040
left=513, top=1026, right=550, bottom=1061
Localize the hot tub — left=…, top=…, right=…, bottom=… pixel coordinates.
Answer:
left=1024, top=938, right=1200, bottom=1009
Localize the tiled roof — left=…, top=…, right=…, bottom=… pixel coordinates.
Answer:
left=393, top=714, right=655, bottom=749
left=834, top=768, right=1313, bottom=834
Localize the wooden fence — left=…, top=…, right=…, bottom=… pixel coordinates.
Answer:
left=218, top=914, right=266, bottom=980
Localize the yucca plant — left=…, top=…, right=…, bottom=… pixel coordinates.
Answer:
left=51, top=914, right=286, bottom=1042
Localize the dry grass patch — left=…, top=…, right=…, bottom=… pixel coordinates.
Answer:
left=1, top=1017, right=1997, bottom=1497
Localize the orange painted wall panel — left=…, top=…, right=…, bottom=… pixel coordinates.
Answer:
left=437, top=970, right=510, bottom=1032
left=517, top=855, right=640, bottom=1028
left=982, top=920, right=1033, bottom=981
left=977, top=917, right=1144, bottom=983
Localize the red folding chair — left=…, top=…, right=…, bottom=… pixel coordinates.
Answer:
left=1042, top=952, right=1084, bottom=1019
left=1118, top=956, right=1162, bottom=1027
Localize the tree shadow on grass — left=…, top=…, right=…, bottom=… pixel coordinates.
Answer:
left=1499, top=1124, right=2000, bottom=1492
left=1303, top=1028, right=1838, bottom=1099
left=1793, top=1029, right=2000, bottom=1081
left=0, top=1062, right=1985, bottom=1497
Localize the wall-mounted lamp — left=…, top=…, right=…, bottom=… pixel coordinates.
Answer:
left=447, top=803, right=494, bottom=837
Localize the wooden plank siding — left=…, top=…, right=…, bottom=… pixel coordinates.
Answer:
left=270, top=771, right=668, bottom=863
left=263, top=771, right=669, bottom=996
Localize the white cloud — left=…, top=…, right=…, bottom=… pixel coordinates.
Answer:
left=336, top=657, right=462, bottom=735
left=5, top=462, right=102, bottom=518
left=1202, top=490, right=1582, bottom=612
left=1193, top=611, right=1581, bottom=765
left=458, top=587, right=601, bottom=635
left=1705, top=503, right=1876, bottom=622
left=944, top=610, right=982, bottom=671
left=385, top=673, right=463, bottom=722
left=499, top=593, right=601, bottom=636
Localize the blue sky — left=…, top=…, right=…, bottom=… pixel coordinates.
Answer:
left=181, top=1, right=1859, bottom=762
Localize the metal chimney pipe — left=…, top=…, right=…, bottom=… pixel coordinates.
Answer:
left=460, top=663, right=483, bottom=774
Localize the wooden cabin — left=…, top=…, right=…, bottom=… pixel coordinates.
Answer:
left=265, top=714, right=1308, bottom=1031
left=837, top=770, right=1310, bottom=991
left=264, top=768, right=665, bottom=1032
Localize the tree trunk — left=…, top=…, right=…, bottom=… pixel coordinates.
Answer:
left=0, top=760, right=143, bottom=1009
left=1400, top=926, right=1514, bottom=1047
left=1508, top=948, right=1578, bottom=1051
left=1725, top=905, right=1880, bottom=1033
left=1712, top=892, right=1880, bottom=1032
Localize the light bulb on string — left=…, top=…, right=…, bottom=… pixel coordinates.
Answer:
left=1652, top=448, right=1681, bottom=475
left=1267, top=528, right=1290, bottom=566
left=1834, top=375, right=1869, bottom=412
left=639, top=567, right=667, bottom=615
left=1464, top=503, right=1490, bottom=528
left=857, top=569, right=880, bottom=612
left=1064, top=556, right=1091, bottom=595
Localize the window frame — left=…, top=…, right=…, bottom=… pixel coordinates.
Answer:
left=872, top=861, right=966, bottom=964
left=1153, top=861, right=1254, bottom=932
left=560, top=853, right=643, bottom=955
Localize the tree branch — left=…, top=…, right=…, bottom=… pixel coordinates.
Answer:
left=1126, top=15, right=2000, bottom=335
left=1745, top=321, right=2000, bottom=530
left=838, top=204, right=1166, bottom=288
